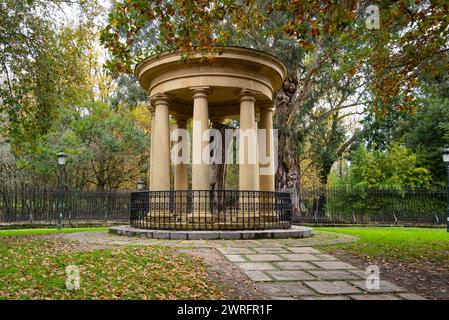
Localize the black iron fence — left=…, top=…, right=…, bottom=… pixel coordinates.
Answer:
left=292, top=186, right=447, bottom=225
left=130, top=190, right=292, bottom=230
left=1, top=185, right=447, bottom=227
left=0, top=186, right=130, bottom=225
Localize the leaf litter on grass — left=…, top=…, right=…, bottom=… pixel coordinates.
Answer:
left=0, top=237, right=224, bottom=300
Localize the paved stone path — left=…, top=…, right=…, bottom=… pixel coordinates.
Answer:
left=61, top=230, right=426, bottom=300
left=216, top=245, right=425, bottom=300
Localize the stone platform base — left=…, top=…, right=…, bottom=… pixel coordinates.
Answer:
left=109, top=225, right=314, bottom=240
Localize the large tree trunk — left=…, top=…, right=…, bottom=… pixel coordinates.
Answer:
left=276, top=148, right=303, bottom=217
left=314, top=177, right=329, bottom=218
left=209, top=121, right=233, bottom=212
left=209, top=122, right=231, bottom=191
left=274, top=76, right=305, bottom=218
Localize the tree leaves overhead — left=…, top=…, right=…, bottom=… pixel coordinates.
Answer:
left=100, top=0, right=254, bottom=75
left=369, top=0, right=449, bottom=115
left=101, top=0, right=449, bottom=115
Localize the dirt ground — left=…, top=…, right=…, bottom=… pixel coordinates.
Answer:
left=327, top=249, right=449, bottom=300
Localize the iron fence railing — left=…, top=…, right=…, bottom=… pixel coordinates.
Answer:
left=0, top=186, right=130, bottom=224
left=291, top=186, right=447, bottom=225
left=0, top=185, right=447, bottom=227
left=130, top=190, right=292, bottom=230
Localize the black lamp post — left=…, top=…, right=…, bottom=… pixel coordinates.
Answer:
left=137, top=178, right=146, bottom=191
left=443, top=148, right=449, bottom=232
left=57, top=151, right=67, bottom=230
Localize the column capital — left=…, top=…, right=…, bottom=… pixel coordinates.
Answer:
left=151, top=93, right=171, bottom=106
left=146, top=102, right=156, bottom=114
left=257, top=101, right=275, bottom=112
left=190, top=86, right=210, bottom=99
left=239, top=88, right=258, bottom=102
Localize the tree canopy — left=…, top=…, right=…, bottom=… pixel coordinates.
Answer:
left=1, top=0, right=448, bottom=194
left=101, top=0, right=449, bottom=114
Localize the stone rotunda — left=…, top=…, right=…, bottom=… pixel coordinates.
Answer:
left=127, top=47, right=304, bottom=235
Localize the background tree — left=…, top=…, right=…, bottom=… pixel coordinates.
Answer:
left=360, top=83, right=449, bottom=185
left=0, top=0, right=152, bottom=190
left=342, top=144, right=433, bottom=188
left=0, top=0, right=101, bottom=145
left=62, top=102, right=149, bottom=190
left=3, top=0, right=444, bottom=196
left=108, top=75, right=148, bottom=111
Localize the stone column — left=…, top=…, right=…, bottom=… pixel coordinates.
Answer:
left=258, top=104, right=275, bottom=192
left=173, top=117, right=188, bottom=190
left=190, top=87, right=210, bottom=217
left=148, top=105, right=156, bottom=190
left=191, top=86, right=210, bottom=190
left=239, top=89, right=259, bottom=191
left=254, top=108, right=260, bottom=191
left=150, top=94, right=171, bottom=191
left=258, top=104, right=276, bottom=222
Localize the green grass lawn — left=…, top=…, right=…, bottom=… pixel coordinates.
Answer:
left=316, top=227, right=449, bottom=263
left=0, top=236, right=223, bottom=299
left=0, top=227, right=108, bottom=237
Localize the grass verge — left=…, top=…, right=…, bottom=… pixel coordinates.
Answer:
left=0, top=237, right=223, bottom=299
left=0, top=227, right=108, bottom=237
left=316, top=227, right=449, bottom=263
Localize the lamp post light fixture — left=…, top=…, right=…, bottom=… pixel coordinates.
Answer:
left=57, top=151, right=67, bottom=230
left=443, top=148, right=449, bottom=232
left=137, top=178, right=146, bottom=191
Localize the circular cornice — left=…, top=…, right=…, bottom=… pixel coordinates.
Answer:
left=135, top=47, right=287, bottom=101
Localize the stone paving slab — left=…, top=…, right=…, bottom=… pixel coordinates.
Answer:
left=304, top=281, right=363, bottom=295
left=313, top=254, right=338, bottom=261
left=287, top=247, right=321, bottom=254
left=251, top=241, right=285, bottom=248
left=349, top=294, right=402, bottom=300
left=256, top=283, right=315, bottom=296
left=280, top=254, right=320, bottom=261
left=244, top=271, right=272, bottom=282
left=246, top=254, right=284, bottom=262
left=266, top=271, right=316, bottom=281
left=253, top=247, right=290, bottom=254
left=312, top=261, right=357, bottom=270
left=237, top=262, right=277, bottom=271
left=225, top=254, right=247, bottom=262
left=274, top=261, right=317, bottom=270
left=308, top=270, right=362, bottom=281
left=222, top=240, right=263, bottom=247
